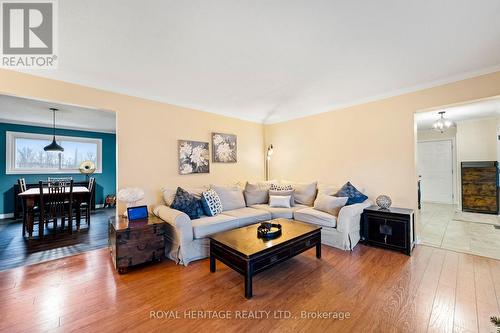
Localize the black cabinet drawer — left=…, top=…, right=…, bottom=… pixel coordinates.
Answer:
left=253, top=247, right=292, bottom=272
left=367, top=216, right=407, bottom=249
left=292, top=235, right=321, bottom=254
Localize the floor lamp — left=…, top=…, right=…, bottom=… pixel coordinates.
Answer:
left=265, top=144, right=273, bottom=180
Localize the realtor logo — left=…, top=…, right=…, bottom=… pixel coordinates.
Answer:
left=1, top=0, right=57, bottom=68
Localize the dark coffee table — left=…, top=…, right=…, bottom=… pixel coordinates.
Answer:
left=209, top=218, right=322, bottom=298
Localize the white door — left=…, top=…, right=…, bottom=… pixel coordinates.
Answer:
left=417, top=140, right=453, bottom=204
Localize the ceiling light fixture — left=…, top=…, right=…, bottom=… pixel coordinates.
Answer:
left=43, top=108, right=64, bottom=152
left=432, top=111, right=455, bottom=133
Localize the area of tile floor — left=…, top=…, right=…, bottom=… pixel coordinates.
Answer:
left=418, top=202, right=500, bottom=259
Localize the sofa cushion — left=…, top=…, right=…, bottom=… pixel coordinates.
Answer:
left=294, top=207, right=337, bottom=228
left=201, top=189, right=223, bottom=216
left=313, top=195, right=348, bottom=216
left=243, top=181, right=270, bottom=205
left=269, top=195, right=291, bottom=208
left=223, top=207, right=271, bottom=226
left=317, top=183, right=339, bottom=196
left=335, top=182, right=368, bottom=205
left=161, top=186, right=208, bottom=206
left=270, top=183, right=293, bottom=191
left=251, top=204, right=307, bottom=219
left=281, top=181, right=318, bottom=206
left=211, top=185, right=246, bottom=211
left=191, top=214, right=238, bottom=239
left=171, top=187, right=201, bottom=220
left=269, top=189, right=295, bottom=206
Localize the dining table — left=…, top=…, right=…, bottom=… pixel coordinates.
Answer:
left=18, top=186, right=90, bottom=239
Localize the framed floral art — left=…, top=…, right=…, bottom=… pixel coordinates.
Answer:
left=178, top=140, right=210, bottom=174
left=212, top=133, right=237, bottom=163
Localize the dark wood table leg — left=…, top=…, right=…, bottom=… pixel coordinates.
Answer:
left=75, top=196, right=82, bottom=231
left=245, top=263, right=253, bottom=299
left=68, top=202, right=73, bottom=235
left=26, top=197, right=34, bottom=239
left=210, top=253, right=216, bottom=272
left=27, top=197, right=42, bottom=239
left=316, top=242, right=321, bottom=259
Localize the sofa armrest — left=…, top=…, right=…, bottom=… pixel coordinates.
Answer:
left=337, top=200, right=372, bottom=233
left=153, top=205, right=193, bottom=242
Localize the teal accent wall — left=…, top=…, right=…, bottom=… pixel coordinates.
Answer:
left=0, top=122, right=116, bottom=215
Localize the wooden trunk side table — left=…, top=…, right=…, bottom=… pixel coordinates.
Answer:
left=108, top=215, right=166, bottom=273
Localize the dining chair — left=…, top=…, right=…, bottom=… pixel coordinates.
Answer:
left=47, top=177, right=73, bottom=186
left=39, top=180, right=74, bottom=236
left=17, top=178, right=27, bottom=236
left=78, top=177, right=95, bottom=227
left=18, top=178, right=42, bottom=238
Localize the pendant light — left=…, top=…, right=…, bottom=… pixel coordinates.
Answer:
left=432, top=111, right=455, bottom=133
left=43, top=108, right=64, bottom=152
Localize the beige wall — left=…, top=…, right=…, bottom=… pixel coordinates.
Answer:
left=265, top=71, right=500, bottom=212
left=456, top=117, right=497, bottom=162
left=0, top=69, right=265, bottom=213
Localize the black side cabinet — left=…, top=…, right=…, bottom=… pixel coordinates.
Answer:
left=361, top=206, right=415, bottom=256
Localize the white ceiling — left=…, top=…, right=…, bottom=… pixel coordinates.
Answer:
left=416, top=98, right=500, bottom=130
left=0, top=95, right=116, bottom=133
left=20, top=0, right=500, bottom=124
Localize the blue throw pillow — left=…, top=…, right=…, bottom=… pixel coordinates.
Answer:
left=335, top=182, right=368, bottom=205
left=201, top=189, right=223, bottom=216
left=171, top=187, right=200, bottom=220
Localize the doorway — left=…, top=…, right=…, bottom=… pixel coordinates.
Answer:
left=415, top=97, right=500, bottom=260
left=0, top=94, right=117, bottom=271
left=417, top=139, right=454, bottom=204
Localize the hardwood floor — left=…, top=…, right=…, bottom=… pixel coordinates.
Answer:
left=0, top=209, right=115, bottom=271
left=0, top=244, right=499, bottom=332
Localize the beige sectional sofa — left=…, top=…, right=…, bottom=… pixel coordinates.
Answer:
left=153, top=182, right=371, bottom=266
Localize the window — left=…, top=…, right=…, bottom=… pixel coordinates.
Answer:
left=6, top=131, right=102, bottom=174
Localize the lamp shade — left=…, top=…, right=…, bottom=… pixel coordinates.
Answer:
left=43, top=138, right=64, bottom=152
left=44, top=107, right=64, bottom=152
left=432, top=111, right=455, bottom=133
left=117, top=187, right=145, bottom=205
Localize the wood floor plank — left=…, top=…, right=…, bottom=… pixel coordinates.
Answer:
left=453, top=253, right=478, bottom=333
left=414, top=248, right=448, bottom=333
left=474, top=256, right=499, bottom=333
left=428, top=250, right=459, bottom=333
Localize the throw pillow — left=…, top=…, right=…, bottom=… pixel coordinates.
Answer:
left=282, top=181, right=317, bottom=206
left=243, top=181, right=270, bottom=205
left=201, top=189, right=223, bottom=216
left=317, top=183, right=339, bottom=196
left=269, top=195, right=291, bottom=208
left=210, top=185, right=246, bottom=211
left=270, top=183, right=293, bottom=191
left=335, top=182, right=368, bottom=205
left=269, top=189, right=295, bottom=207
left=171, top=187, right=200, bottom=220
left=314, top=195, right=348, bottom=216
left=161, top=186, right=207, bottom=206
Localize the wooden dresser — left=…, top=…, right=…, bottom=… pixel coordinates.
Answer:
left=108, top=215, right=166, bottom=273
left=461, top=161, right=499, bottom=215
